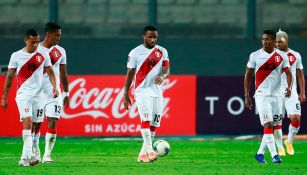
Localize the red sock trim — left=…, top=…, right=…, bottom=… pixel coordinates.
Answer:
left=150, top=126, right=156, bottom=132
left=34, top=128, right=40, bottom=134
left=291, top=121, right=301, bottom=128
left=141, top=122, right=150, bottom=129
left=47, top=128, right=56, bottom=134
left=264, top=128, right=273, bottom=134
left=274, top=125, right=282, bottom=130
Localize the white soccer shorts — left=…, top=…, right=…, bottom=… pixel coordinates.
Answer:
left=135, top=94, right=163, bottom=127
left=16, top=96, right=45, bottom=123
left=282, top=93, right=301, bottom=118
left=44, top=91, right=63, bottom=119
left=255, top=95, right=283, bottom=126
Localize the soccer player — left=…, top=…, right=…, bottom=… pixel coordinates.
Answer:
left=244, top=30, right=293, bottom=163
left=1, top=29, right=58, bottom=166
left=123, top=26, right=170, bottom=163
left=32, top=22, right=69, bottom=163
left=274, top=29, right=305, bottom=156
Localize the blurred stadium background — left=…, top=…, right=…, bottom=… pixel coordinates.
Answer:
left=0, top=0, right=307, bottom=137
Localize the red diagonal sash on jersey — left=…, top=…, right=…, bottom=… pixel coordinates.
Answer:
left=43, top=47, right=62, bottom=74
left=17, top=52, right=45, bottom=89
left=255, top=52, right=283, bottom=89
left=135, top=48, right=163, bottom=88
left=281, top=52, right=297, bottom=73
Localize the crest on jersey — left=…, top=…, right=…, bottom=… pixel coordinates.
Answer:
left=155, top=51, right=161, bottom=58
left=275, top=56, right=280, bottom=62
left=36, top=55, right=42, bottom=62
left=289, top=56, right=294, bottom=62
left=53, top=51, right=59, bottom=58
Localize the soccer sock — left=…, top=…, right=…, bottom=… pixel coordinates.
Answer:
left=22, top=130, right=33, bottom=159
left=140, top=122, right=153, bottom=154
left=263, top=128, right=277, bottom=158
left=33, top=129, right=40, bottom=152
left=257, top=136, right=267, bottom=155
left=150, top=126, right=156, bottom=141
left=287, top=121, right=300, bottom=142
left=274, top=125, right=283, bottom=149
left=44, top=128, right=57, bottom=156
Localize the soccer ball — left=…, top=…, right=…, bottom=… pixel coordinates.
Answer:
left=153, top=140, right=170, bottom=157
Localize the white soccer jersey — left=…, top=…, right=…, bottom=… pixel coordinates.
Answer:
left=37, top=43, right=67, bottom=93
left=247, top=49, right=290, bottom=96
left=127, top=44, right=170, bottom=97
left=8, top=49, right=51, bottom=98
left=281, top=48, right=303, bottom=95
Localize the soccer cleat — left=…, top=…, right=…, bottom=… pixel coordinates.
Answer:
left=284, top=140, right=294, bottom=155
left=28, top=156, right=39, bottom=166
left=137, top=154, right=150, bottom=163
left=278, top=148, right=286, bottom=156
left=42, top=155, right=54, bottom=163
left=148, top=152, right=158, bottom=162
left=255, top=154, right=266, bottom=163
left=18, top=159, right=29, bottom=166
left=272, top=155, right=282, bottom=163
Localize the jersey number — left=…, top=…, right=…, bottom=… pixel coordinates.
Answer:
left=54, top=105, right=61, bottom=114
left=153, top=115, right=161, bottom=123
left=36, top=109, right=43, bottom=118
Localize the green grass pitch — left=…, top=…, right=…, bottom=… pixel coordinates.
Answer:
left=0, top=137, right=306, bottom=175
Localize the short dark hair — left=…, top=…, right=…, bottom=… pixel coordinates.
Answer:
left=24, top=29, right=39, bottom=38
left=263, top=30, right=276, bottom=40
left=45, top=22, right=61, bottom=33
left=143, top=25, right=157, bottom=34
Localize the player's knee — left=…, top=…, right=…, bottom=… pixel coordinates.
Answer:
left=263, top=122, right=273, bottom=129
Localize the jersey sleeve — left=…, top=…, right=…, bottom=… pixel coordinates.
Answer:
left=8, top=53, right=17, bottom=70
left=60, top=48, right=67, bottom=64
left=127, top=49, right=137, bottom=69
left=162, top=48, right=170, bottom=67
left=296, top=53, right=303, bottom=69
left=246, top=53, right=256, bottom=68
left=43, top=52, right=52, bottom=67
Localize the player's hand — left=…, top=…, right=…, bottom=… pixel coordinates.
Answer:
left=154, top=76, right=164, bottom=85
left=53, top=88, right=59, bottom=98
left=285, top=88, right=291, bottom=98
left=1, top=97, right=8, bottom=111
left=63, top=97, right=70, bottom=109
left=244, top=96, right=253, bottom=110
left=299, top=93, right=306, bottom=103
left=124, top=95, right=132, bottom=110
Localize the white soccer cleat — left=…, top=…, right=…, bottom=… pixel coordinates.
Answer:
left=137, top=154, right=150, bottom=163
left=42, top=155, right=54, bottom=163
left=148, top=151, right=158, bottom=162
left=18, top=159, right=29, bottom=166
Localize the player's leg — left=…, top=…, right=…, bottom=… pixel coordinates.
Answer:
left=254, top=96, right=281, bottom=163
left=42, top=99, right=61, bottom=163
left=273, top=97, right=285, bottom=156
left=135, top=95, right=155, bottom=163
left=150, top=96, right=163, bottom=141
left=284, top=97, right=301, bottom=155
left=31, top=96, right=45, bottom=162
left=16, top=98, right=38, bottom=166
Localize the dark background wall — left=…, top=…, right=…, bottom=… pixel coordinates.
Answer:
left=1, top=38, right=307, bottom=75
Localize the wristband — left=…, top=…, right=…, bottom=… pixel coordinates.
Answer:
left=63, top=91, right=69, bottom=97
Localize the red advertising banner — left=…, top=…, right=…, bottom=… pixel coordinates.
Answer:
left=0, top=75, right=196, bottom=136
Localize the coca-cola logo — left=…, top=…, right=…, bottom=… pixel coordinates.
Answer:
left=62, top=78, right=177, bottom=119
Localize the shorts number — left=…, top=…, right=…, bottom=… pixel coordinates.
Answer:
left=296, top=103, right=301, bottom=110
left=273, top=114, right=282, bottom=122
left=54, top=105, right=61, bottom=114
left=153, top=115, right=161, bottom=122
left=36, top=109, right=43, bottom=118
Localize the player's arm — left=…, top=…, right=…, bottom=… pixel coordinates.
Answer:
left=284, top=67, right=293, bottom=98
left=45, top=66, right=59, bottom=98
left=1, top=69, right=15, bottom=110
left=124, top=68, right=135, bottom=110
left=244, top=67, right=254, bottom=110
left=297, top=68, right=306, bottom=102
left=60, top=64, right=70, bottom=108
